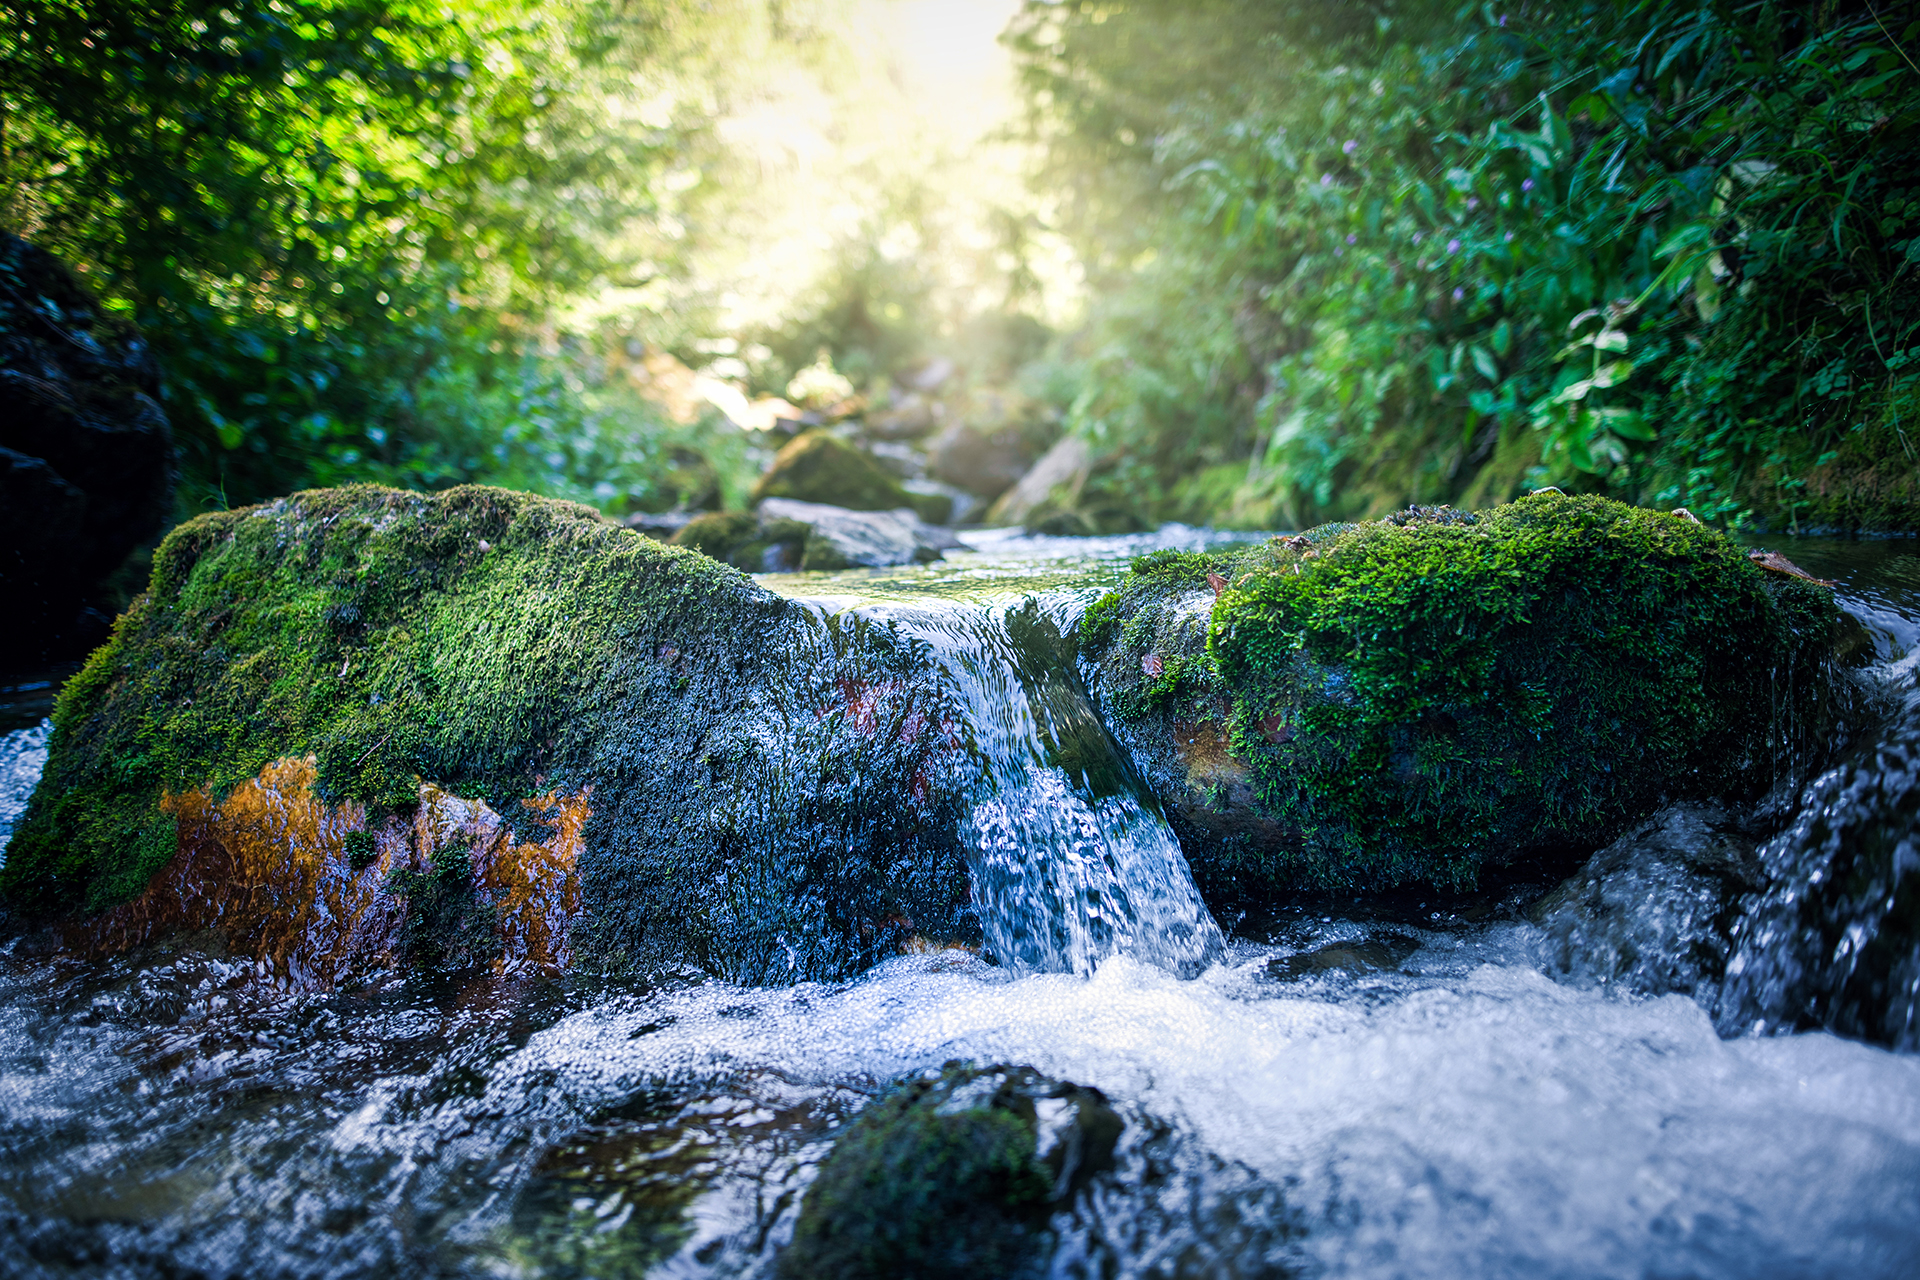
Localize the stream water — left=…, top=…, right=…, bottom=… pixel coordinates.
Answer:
left=1, top=526, right=1917, bottom=1278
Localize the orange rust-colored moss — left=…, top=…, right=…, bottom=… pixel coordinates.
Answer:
left=65, top=757, right=587, bottom=985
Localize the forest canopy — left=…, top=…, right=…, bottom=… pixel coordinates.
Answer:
left=3, top=0, right=1916, bottom=531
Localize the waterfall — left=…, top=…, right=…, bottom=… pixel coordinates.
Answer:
left=855, top=595, right=1224, bottom=977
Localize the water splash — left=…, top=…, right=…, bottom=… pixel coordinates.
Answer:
left=862, top=596, right=1224, bottom=977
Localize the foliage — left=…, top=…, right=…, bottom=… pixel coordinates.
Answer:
left=0, top=0, right=754, bottom=514
left=1010, top=0, right=1920, bottom=530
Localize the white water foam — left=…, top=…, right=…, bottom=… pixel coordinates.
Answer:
left=0, top=719, right=51, bottom=867
left=485, top=942, right=1920, bottom=1278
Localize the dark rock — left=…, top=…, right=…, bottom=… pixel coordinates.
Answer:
left=0, top=487, right=979, bottom=984
left=1078, top=496, right=1864, bottom=904
left=1533, top=802, right=1762, bottom=999
left=0, top=234, right=175, bottom=666
left=1716, top=696, right=1920, bottom=1049
left=777, top=1062, right=1122, bottom=1280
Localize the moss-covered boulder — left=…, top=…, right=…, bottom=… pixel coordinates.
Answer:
left=778, top=1063, right=1122, bottom=1280
left=1078, top=495, right=1862, bottom=903
left=749, top=429, right=949, bottom=524
left=0, top=486, right=977, bottom=982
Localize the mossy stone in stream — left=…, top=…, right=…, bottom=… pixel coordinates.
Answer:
left=1, top=485, right=976, bottom=981
left=778, top=1063, right=1122, bottom=1280
left=750, top=429, right=948, bottom=523
left=1080, top=495, right=1861, bottom=900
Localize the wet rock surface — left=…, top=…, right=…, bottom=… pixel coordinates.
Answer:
left=1718, top=691, right=1920, bottom=1049
left=0, top=234, right=175, bottom=667
left=1533, top=801, right=1762, bottom=1000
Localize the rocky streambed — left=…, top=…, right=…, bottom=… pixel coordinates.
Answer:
left=1, top=491, right=1917, bottom=1278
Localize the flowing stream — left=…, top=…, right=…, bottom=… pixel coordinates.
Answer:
left=1, top=527, right=1917, bottom=1278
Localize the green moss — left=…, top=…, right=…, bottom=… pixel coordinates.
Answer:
left=2, top=485, right=977, bottom=981
left=778, top=1064, right=1113, bottom=1280
left=1204, top=494, right=1848, bottom=889
left=1077, top=496, right=1855, bottom=900
left=749, top=430, right=915, bottom=512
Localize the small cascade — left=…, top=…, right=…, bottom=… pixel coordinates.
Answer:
left=860, top=596, right=1224, bottom=977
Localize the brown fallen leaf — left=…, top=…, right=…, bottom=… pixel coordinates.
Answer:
left=1142, top=653, right=1164, bottom=677
left=1748, top=549, right=1835, bottom=587
left=1206, top=571, right=1229, bottom=597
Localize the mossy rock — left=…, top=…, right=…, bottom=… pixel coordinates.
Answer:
left=669, top=509, right=811, bottom=571
left=778, top=1063, right=1122, bottom=1280
left=1, top=486, right=976, bottom=981
left=1079, top=495, right=1864, bottom=902
left=752, top=430, right=900, bottom=511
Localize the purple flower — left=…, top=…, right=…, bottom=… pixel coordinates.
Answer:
left=1467, top=197, right=1479, bottom=211
left=1453, top=287, right=1466, bottom=301
left=1335, top=247, right=1345, bottom=257
left=1522, top=178, right=1535, bottom=192
left=1321, top=173, right=1333, bottom=187
left=1447, top=238, right=1461, bottom=253
left=1503, top=231, right=1514, bottom=242
left=1342, top=139, right=1358, bottom=155
left=1412, top=231, right=1423, bottom=244
left=1346, top=233, right=1357, bottom=244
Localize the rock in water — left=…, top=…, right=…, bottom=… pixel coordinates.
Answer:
left=750, top=429, right=949, bottom=525
left=778, top=1063, right=1122, bottom=1280
left=0, top=234, right=175, bottom=665
left=0, top=487, right=977, bottom=983
left=759, top=498, right=960, bottom=570
left=1077, top=495, right=1864, bottom=903
left=670, top=501, right=960, bottom=572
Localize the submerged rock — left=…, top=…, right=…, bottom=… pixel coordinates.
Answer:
left=1078, top=495, right=1864, bottom=904
left=0, top=486, right=979, bottom=982
left=759, top=498, right=962, bottom=569
left=670, top=500, right=959, bottom=571
left=0, top=234, right=175, bottom=666
left=778, top=1062, right=1122, bottom=1280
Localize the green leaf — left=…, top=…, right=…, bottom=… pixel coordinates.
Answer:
left=1471, top=346, right=1499, bottom=380
left=1491, top=319, right=1513, bottom=357
left=1599, top=407, right=1654, bottom=441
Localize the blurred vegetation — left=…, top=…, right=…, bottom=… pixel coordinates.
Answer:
left=1009, top=0, right=1920, bottom=531
left=4, top=0, right=1913, bottom=534
left=0, top=0, right=797, bottom=515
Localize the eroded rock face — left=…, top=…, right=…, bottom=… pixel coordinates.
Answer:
left=1, top=486, right=978, bottom=984
left=0, top=234, right=175, bottom=665
left=1078, top=496, right=1864, bottom=906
